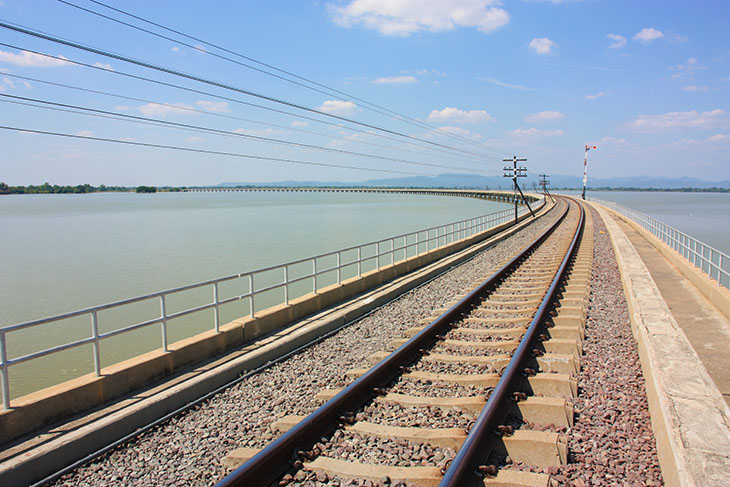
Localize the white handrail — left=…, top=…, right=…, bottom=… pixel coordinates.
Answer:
left=0, top=197, right=541, bottom=408
left=595, top=198, right=729, bottom=290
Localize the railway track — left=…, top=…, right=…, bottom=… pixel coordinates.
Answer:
left=218, top=196, right=592, bottom=487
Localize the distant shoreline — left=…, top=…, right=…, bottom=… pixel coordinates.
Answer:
left=2, top=183, right=729, bottom=194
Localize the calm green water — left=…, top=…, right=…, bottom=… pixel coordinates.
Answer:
left=563, top=191, right=730, bottom=255
left=0, top=191, right=512, bottom=398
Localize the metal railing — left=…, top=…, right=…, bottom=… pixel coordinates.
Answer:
left=1, top=202, right=538, bottom=408
left=596, top=198, right=729, bottom=290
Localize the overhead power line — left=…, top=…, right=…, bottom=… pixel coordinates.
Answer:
left=0, top=41, right=504, bottom=167
left=0, top=93, right=496, bottom=174
left=0, top=20, right=502, bottom=163
left=62, top=0, right=508, bottom=156
left=0, top=124, right=440, bottom=177
left=1, top=73, right=489, bottom=168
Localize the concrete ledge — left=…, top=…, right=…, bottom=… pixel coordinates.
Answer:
left=591, top=203, right=730, bottom=487
left=603, top=206, right=730, bottom=322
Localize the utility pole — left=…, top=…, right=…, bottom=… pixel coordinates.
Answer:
left=503, top=156, right=534, bottom=223
left=539, top=173, right=553, bottom=203
left=582, top=145, right=597, bottom=200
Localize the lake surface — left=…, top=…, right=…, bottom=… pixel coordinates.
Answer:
left=561, top=191, right=730, bottom=255
left=0, top=191, right=512, bottom=398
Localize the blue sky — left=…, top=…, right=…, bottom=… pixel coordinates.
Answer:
left=0, top=0, right=728, bottom=186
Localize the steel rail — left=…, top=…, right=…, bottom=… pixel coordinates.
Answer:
left=214, top=199, right=570, bottom=487
left=440, top=198, right=584, bottom=486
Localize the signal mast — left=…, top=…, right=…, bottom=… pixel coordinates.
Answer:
left=582, top=145, right=597, bottom=200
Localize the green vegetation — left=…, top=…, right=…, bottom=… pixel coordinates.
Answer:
left=135, top=185, right=157, bottom=193
left=0, top=182, right=129, bottom=195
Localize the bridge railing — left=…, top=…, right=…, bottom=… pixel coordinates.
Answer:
left=1, top=203, right=536, bottom=408
left=595, top=198, right=729, bottom=290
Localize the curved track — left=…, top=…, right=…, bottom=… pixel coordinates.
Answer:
left=217, top=197, right=591, bottom=487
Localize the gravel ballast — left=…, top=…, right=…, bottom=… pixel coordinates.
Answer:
left=50, top=202, right=665, bottom=487
left=50, top=205, right=562, bottom=487
left=508, top=206, right=664, bottom=486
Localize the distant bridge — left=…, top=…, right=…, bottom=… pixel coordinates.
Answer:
left=182, top=187, right=538, bottom=204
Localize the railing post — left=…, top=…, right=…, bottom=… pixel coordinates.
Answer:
left=357, top=247, right=362, bottom=277
left=336, top=252, right=341, bottom=284
left=249, top=274, right=255, bottom=318
left=91, top=310, right=101, bottom=376
left=1, top=331, right=9, bottom=410
left=284, top=265, right=289, bottom=305
left=390, top=238, right=395, bottom=263
left=160, top=296, right=168, bottom=352
left=312, top=259, right=317, bottom=293
left=213, top=282, right=220, bottom=333
left=376, top=242, right=380, bottom=269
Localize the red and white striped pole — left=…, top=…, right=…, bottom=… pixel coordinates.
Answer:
left=582, top=145, right=597, bottom=200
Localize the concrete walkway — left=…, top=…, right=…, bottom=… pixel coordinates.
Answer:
left=615, top=218, right=730, bottom=407
left=591, top=202, right=730, bottom=487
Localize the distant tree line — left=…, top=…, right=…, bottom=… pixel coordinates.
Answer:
left=0, top=182, right=130, bottom=195
left=0, top=182, right=189, bottom=195
left=553, top=186, right=729, bottom=193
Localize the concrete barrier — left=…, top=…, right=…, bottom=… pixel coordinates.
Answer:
left=607, top=210, right=730, bottom=321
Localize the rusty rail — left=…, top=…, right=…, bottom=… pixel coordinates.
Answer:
left=215, top=199, right=572, bottom=487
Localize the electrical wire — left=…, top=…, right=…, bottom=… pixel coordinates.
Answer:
left=1, top=73, right=491, bottom=168
left=0, top=93, right=498, bottom=174
left=0, top=41, right=505, bottom=167
left=64, top=0, right=509, bottom=156
left=0, top=20, right=502, bottom=162
left=0, top=124, right=465, bottom=177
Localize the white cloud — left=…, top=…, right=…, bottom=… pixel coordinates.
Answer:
left=328, top=0, right=509, bottom=36
left=671, top=57, right=705, bottom=80
left=436, top=126, right=482, bottom=140
left=2, top=76, right=14, bottom=89
left=626, top=109, right=729, bottom=132
left=93, top=62, right=113, bottom=71
left=529, top=37, right=557, bottom=55
left=185, top=136, right=204, bottom=143
left=76, top=130, right=94, bottom=137
left=318, top=100, right=357, bottom=115
left=373, top=75, right=418, bottom=84
left=234, top=127, right=283, bottom=137
left=0, top=50, right=69, bottom=67
left=137, top=102, right=194, bottom=117
left=585, top=91, right=609, bottom=100
left=480, top=76, right=536, bottom=92
left=707, top=134, right=729, bottom=143
left=414, top=68, right=446, bottom=77
left=633, top=27, right=664, bottom=44
left=597, top=136, right=627, bottom=145
left=171, top=46, right=183, bottom=54
left=291, top=120, right=309, bottom=128
left=196, top=100, right=229, bottom=113
left=682, top=85, right=708, bottom=92
left=427, top=107, right=493, bottom=124
left=507, top=127, right=564, bottom=137
left=606, top=34, right=626, bottom=49
left=524, top=110, right=564, bottom=123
